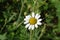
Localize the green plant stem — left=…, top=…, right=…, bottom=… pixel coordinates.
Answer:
left=0, top=14, right=16, bottom=33
left=0, top=18, right=7, bottom=33
left=16, top=20, right=24, bottom=28
left=30, top=30, right=32, bottom=40
left=38, top=24, right=46, bottom=40
left=17, top=0, right=24, bottom=22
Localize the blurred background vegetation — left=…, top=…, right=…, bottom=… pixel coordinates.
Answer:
left=0, top=0, right=60, bottom=40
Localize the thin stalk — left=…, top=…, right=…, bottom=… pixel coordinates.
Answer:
left=17, top=0, right=24, bottom=22
left=15, top=20, right=24, bottom=34
left=0, top=18, right=7, bottom=33
left=38, top=24, right=46, bottom=40
left=0, top=14, right=16, bottom=33
left=30, top=30, right=32, bottom=40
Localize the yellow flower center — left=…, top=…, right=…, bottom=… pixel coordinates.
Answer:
left=29, top=17, right=37, bottom=25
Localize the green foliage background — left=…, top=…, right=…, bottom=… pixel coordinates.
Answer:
left=0, top=0, right=60, bottom=40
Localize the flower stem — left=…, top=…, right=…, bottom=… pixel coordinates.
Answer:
left=30, top=30, right=32, bottom=40
left=17, top=0, right=24, bottom=22
left=38, top=24, right=46, bottom=40
left=0, top=18, right=7, bottom=33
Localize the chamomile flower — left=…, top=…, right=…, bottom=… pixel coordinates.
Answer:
left=24, top=12, right=42, bottom=30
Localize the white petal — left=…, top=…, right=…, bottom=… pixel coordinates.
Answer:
left=35, top=14, right=38, bottom=18
left=26, top=15, right=31, bottom=18
left=25, top=24, right=30, bottom=28
left=26, top=15, right=31, bottom=19
left=37, top=22, right=42, bottom=25
left=32, top=12, right=35, bottom=17
left=28, top=25, right=32, bottom=30
left=35, top=14, right=41, bottom=19
left=31, top=25, right=34, bottom=30
left=37, top=15, right=41, bottom=19
left=38, top=19, right=42, bottom=22
left=24, top=21, right=29, bottom=24
left=24, top=15, right=31, bottom=22
left=24, top=18, right=29, bottom=21
left=35, top=24, right=38, bottom=28
left=24, top=18, right=29, bottom=23
left=24, top=18, right=26, bottom=21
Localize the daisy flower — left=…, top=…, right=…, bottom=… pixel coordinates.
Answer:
left=24, top=12, right=42, bottom=30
